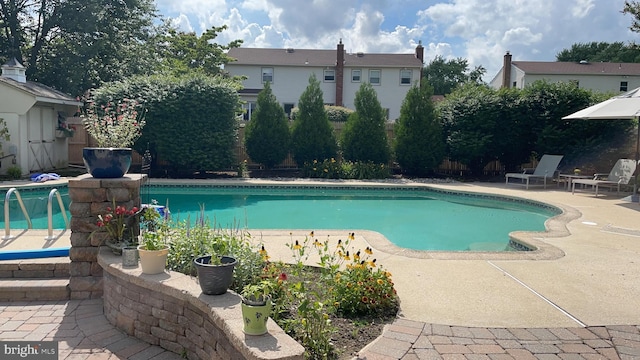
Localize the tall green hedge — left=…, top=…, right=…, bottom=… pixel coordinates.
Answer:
left=244, top=82, right=290, bottom=169
left=341, top=82, right=390, bottom=164
left=394, top=83, right=445, bottom=176
left=291, top=74, right=338, bottom=166
left=90, top=74, right=242, bottom=176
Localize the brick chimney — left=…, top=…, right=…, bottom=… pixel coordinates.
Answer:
left=501, top=51, right=512, bottom=88
left=1, top=58, right=27, bottom=83
left=335, top=39, right=344, bottom=107
left=415, top=40, right=424, bottom=85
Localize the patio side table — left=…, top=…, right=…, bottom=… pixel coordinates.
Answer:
left=558, top=174, right=592, bottom=191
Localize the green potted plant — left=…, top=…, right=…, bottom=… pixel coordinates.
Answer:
left=94, top=201, right=140, bottom=255
left=137, top=230, right=169, bottom=275
left=193, top=254, right=238, bottom=295
left=240, top=280, right=273, bottom=335
left=80, top=92, right=146, bottom=178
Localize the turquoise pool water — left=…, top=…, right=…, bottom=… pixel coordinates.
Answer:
left=1, top=185, right=559, bottom=252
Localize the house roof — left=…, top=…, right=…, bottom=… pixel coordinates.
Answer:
left=0, top=77, right=81, bottom=106
left=227, top=48, right=423, bottom=68
left=512, top=61, right=640, bottom=76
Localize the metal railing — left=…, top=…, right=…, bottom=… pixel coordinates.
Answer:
left=45, top=188, right=70, bottom=240
left=2, top=188, right=32, bottom=240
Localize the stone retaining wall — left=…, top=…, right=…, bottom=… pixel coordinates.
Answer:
left=98, top=248, right=304, bottom=360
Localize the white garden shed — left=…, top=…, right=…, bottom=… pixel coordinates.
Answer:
left=0, top=58, right=82, bottom=176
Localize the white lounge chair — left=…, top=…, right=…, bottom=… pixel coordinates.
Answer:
left=571, top=159, right=637, bottom=196
left=505, top=154, right=564, bottom=189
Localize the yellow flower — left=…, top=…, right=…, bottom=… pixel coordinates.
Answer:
left=367, top=259, right=377, bottom=267
left=365, top=247, right=373, bottom=255
left=313, top=239, right=322, bottom=247
left=293, top=240, right=302, bottom=250
left=353, top=251, right=360, bottom=261
left=343, top=251, right=350, bottom=260
left=348, top=232, right=355, bottom=241
left=259, top=245, right=267, bottom=256
left=310, top=230, right=314, bottom=237
left=377, top=279, right=384, bottom=285
left=336, top=239, right=343, bottom=249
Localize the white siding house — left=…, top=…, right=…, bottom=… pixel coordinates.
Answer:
left=225, top=40, right=424, bottom=121
left=0, top=59, right=82, bottom=176
left=490, top=52, right=640, bottom=93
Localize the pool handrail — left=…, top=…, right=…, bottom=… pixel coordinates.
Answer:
left=3, top=187, right=32, bottom=240
left=45, top=188, right=69, bottom=240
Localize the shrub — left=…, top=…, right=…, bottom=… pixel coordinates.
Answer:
left=91, top=74, right=242, bottom=176
left=244, top=82, right=291, bottom=169
left=301, top=159, right=390, bottom=180
left=6, top=166, right=21, bottom=180
left=291, top=74, right=338, bottom=166
left=301, top=158, right=341, bottom=179
left=325, top=105, right=353, bottom=122
left=341, top=83, right=390, bottom=164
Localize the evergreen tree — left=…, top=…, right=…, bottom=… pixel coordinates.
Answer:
left=394, top=83, right=445, bottom=175
left=244, top=82, right=290, bottom=169
left=341, top=82, right=390, bottom=164
left=291, top=74, right=337, bottom=166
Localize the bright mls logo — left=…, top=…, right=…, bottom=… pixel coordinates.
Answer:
left=1, top=341, right=57, bottom=359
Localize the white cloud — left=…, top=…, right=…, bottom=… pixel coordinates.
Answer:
left=155, top=0, right=639, bottom=81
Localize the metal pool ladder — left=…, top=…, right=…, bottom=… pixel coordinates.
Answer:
left=2, top=187, right=32, bottom=240
left=45, top=188, right=70, bottom=240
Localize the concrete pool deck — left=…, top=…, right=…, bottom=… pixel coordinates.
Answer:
left=1, top=178, right=640, bottom=358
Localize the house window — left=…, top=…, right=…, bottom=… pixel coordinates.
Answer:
left=284, top=103, right=295, bottom=119
left=262, top=67, right=273, bottom=83
left=621, top=81, right=629, bottom=92
left=324, top=69, right=335, bottom=82
left=352, top=69, right=361, bottom=82
left=400, top=69, right=412, bottom=85
left=369, top=69, right=381, bottom=85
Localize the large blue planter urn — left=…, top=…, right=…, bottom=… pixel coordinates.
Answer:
left=82, top=147, right=132, bottom=178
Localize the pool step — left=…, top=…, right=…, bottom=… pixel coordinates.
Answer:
left=0, top=257, right=71, bottom=301
left=0, top=278, right=70, bottom=301
left=0, top=257, right=70, bottom=279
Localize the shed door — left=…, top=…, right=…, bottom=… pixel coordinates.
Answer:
left=28, top=106, right=56, bottom=172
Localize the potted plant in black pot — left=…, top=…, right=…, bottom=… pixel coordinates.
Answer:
left=193, top=254, right=238, bottom=295
left=80, top=92, right=146, bottom=178
left=240, top=280, right=273, bottom=335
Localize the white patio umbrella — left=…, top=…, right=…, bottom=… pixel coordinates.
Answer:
left=562, top=87, right=640, bottom=200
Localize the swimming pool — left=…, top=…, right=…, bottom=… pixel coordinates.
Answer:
left=1, top=184, right=560, bottom=252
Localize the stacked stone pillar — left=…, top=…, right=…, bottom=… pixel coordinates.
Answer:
left=67, top=174, right=146, bottom=299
